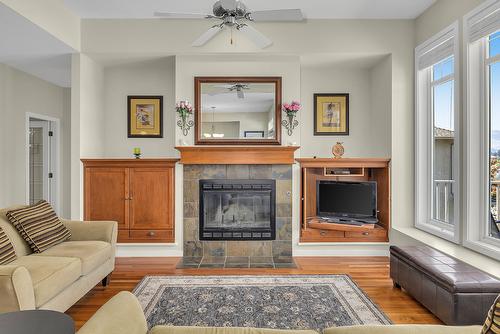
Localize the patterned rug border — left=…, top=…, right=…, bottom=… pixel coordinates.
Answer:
left=133, top=274, right=392, bottom=328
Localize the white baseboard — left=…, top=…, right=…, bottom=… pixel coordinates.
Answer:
left=293, top=243, right=389, bottom=257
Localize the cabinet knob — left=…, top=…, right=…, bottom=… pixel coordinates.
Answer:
left=320, top=230, right=327, bottom=236
left=362, top=232, right=369, bottom=236
left=147, top=231, right=156, bottom=237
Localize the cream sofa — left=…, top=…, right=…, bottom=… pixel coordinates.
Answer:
left=78, top=291, right=483, bottom=334
left=0, top=205, right=117, bottom=313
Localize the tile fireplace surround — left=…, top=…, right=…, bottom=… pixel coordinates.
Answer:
left=178, top=164, right=293, bottom=268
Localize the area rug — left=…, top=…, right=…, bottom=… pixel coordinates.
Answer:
left=133, top=275, right=391, bottom=332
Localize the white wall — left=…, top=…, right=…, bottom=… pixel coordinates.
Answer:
left=0, top=63, right=71, bottom=216
left=70, top=53, right=105, bottom=219
left=300, top=57, right=392, bottom=158
left=370, top=56, right=392, bottom=157
left=415, top=0, right=485, bottom=45
left=79, top=18, right=415, bottom=257
left=102, top=57, right=177, bottom=158
left=0, top=0, right=80, bottom=51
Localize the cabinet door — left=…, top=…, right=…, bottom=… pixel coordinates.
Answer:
left=129, top=167, right=173, bottom=230
left=84, top=167, right=129, bottom=230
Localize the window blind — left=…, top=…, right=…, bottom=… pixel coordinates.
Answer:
left=418, top=37, right=454, bottom=70
left=467, top=0, right=500, bottom=43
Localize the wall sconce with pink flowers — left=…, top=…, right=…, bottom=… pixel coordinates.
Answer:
left=176, top=100, right=194, bottom=136
left=281, top=101, right=300, bottom=136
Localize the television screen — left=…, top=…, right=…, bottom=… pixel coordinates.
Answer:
left=317, top=181, right=377, bottom=218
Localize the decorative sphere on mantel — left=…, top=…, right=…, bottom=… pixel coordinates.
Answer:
left=332, top=142, right=345, bottom=159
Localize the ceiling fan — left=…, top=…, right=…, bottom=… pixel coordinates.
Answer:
left=214, top=83, right=249, bottom=98
left=154, top=0, right=304, bottom=48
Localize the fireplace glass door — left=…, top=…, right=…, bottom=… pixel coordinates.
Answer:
left=199, top=180, right=276, bottom=240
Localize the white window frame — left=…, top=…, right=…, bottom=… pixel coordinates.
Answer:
left=463, top=0, right=500, bottom=259
left=415, top=21, right=461, bottom=243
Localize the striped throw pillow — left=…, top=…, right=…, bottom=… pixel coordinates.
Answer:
left=0, top=227, right=16, bottom=265
left=6, top=200, right=71, bottom=253
left=483, top=295, right=500, bottom=334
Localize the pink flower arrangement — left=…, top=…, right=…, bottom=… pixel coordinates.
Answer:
left=176, top=100, right=193, bottom=115
left=283, top=100, right=301, bottom=114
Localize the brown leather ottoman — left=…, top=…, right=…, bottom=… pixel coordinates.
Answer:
left=390, top=245, right=500, bottom=325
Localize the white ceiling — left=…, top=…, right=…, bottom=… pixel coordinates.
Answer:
left=64, top=0, right=437, bottom=19
left=0, top=3, right=74, bottom=87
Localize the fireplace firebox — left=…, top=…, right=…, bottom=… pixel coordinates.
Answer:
left=199, top=179, right=276, bottom=241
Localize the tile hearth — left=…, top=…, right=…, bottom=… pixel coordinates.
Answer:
left=178, top=164, right=294, bottom=269
left=178, top=256, right=296, bottom=269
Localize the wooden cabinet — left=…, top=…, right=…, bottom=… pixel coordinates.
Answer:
left=297, top=158, right=391, bottom=243
left=82, top=159, right=178, bottom=243
left=84, top=167, right=130, bottom=231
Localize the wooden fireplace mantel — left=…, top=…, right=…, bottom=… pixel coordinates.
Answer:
left=175, top=146, right=300, bottom=165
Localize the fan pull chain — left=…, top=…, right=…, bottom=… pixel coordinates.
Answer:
left=230, top=26, right=234, bottom=45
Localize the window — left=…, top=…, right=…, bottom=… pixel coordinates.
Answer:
left=415, top=22, right=460, bottom=242
left=488, top=32, right=500, bottom=240
left=464, top=0, right=500, bottom=258
left=432, top=57, right=455, bottom=225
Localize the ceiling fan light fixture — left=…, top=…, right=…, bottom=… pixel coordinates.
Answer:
left=154, top=0, right=303, bottom=49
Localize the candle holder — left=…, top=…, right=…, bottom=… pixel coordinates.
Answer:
left=133, top=148, right=141, bottom=159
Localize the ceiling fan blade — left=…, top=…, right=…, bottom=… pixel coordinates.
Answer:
left=192, top=25, right=224, bottom=47
left=237, top=90, right=244, bottom=99
left=248, top=9, right=303, bottom=22
left=237, top=24, right=272, bottom=49
left=214, top=85, right=234, bottom=88
left=154, top=12, right=211, bottom=19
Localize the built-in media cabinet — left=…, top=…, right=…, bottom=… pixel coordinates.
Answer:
left=297, top=158, right=390, bottom=243
left=81, top=159, right=178, bottom=243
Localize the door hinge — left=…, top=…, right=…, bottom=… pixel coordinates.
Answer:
left=48, top=172, right=54, bottom=179
left=48, top=131, right=53, bottom=137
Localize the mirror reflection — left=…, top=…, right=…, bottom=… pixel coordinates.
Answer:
left=200, top=82, right=276, bottom=140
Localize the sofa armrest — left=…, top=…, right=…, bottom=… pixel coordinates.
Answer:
left=323, top=325, right=483, bottom=334
left=61, top=220, right=117, bottom=245
left=77, top=291, right=147, bottom=334
left=0, top=265, right=35, bottom=313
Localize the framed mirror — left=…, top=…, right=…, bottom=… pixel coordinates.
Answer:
left=195, top=77, right=282, bottom=145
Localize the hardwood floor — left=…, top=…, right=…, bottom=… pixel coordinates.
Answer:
left=66, top=256, right=441, bottom=330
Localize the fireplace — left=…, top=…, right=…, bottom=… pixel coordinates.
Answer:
left=199, top=179, right=276, bottom=241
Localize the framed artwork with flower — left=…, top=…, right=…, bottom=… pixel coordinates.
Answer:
left=127, top=96, right=163, bottom=138
left=313, top=93, right=349, bottom=135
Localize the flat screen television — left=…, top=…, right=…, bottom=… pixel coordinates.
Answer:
left=317, top=180, right=377, bottom=220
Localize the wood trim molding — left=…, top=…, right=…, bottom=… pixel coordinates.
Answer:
left=81, top=158, right=179, bottom=168
left=175, top=146, right=299, bottom=165
left=194, top=76, right=282, bottom=145
left=296, top=158, right=390, bottom=168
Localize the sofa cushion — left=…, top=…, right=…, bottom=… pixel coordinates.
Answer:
left=10, top=255, right=81, bottom=307
left=6, top=200, right=71, bottom=253
left=0, top=226, right=16, bottom=265
left=482, top=294, right=500, bottom=334
left=0, top=206, right=32, bottom=257
left=34, top=241, right=112, bottom=275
